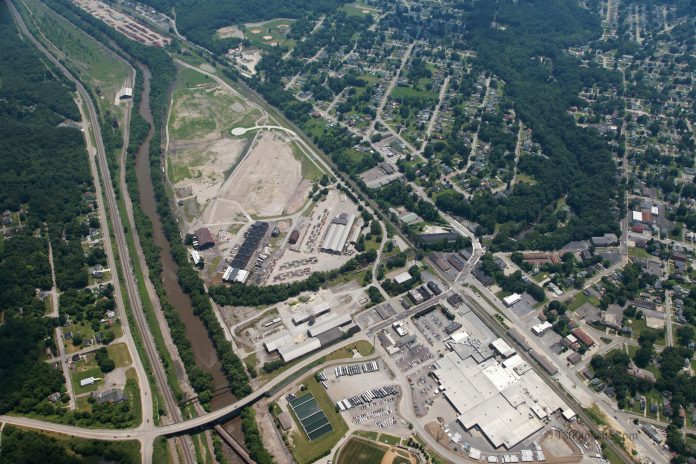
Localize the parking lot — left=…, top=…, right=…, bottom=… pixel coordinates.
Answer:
left=414, top=309, right=451, bottom=346
left=407, top=369, right=439, bottom=418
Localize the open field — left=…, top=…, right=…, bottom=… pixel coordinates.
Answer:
left=340, top=3, right=381, bottom=17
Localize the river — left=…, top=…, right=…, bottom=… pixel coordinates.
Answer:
left=133, top=65, right=235, bottom=410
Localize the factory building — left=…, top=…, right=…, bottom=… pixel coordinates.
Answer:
left=278, top=338, right=322, bottom=362
left=230, top=221, right=269, bottom=269
left=307, top=314, right=352, bottom=337
left=193, top=227, right=215, bottom=250
left=288, top=229, right=300, bottom=244
left=292, top=302, right=331, bottom=325
left=222, top=267, right=249, bottom=284
left=432, top=335, right=568, bottom=450
left=320, top=213, right=355, bottom=254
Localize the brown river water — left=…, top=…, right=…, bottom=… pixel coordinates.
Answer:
left=134, top=66, right=245, bottom=461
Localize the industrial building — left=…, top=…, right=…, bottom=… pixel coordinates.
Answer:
left=320, top=213, right=355, bottom=254
left=263, top=331, right=296, bottom=353
left=222, top=266, right=249, bottom=283
left=433, top=335, right=569, bottom=450
left=193, top=227, right=215, bottom=250
left=394, top=271, right=413, bottom=285
left=288, top=229, right=300, bottom=244
left=190, top=249, right=202, bottom=266
left=531, top=321, right=553, bottom=335
left=91, top=388, right=127, bottom=404
left=279, top=338, right=322, bottom=362
left=490, top=338, right=515, bottom=358
left=292, top=302, right=331, bottom=325
left=230, top=221, right=269, bottom=269
left=307, top=314, right=352, bottom=337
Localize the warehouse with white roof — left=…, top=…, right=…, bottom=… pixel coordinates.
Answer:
left=320, top=213, right=355, bottom=254
left=432, top=334, right=569, bottom=449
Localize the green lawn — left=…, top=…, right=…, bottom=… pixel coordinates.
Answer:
left=337, top=437, right=387, bottom=464
left=243, top=19, right=296, bottom=48
left=391, top=86, right=438, bottom=101
left=354, top=431, right=379, bottom=440
left=568, top=292, right=600, bottom=312
left=628, top=247, right=651, bottom=259
left=72, top=366, right=104, bottom=395
left=107, top=342, right=132, bottom=368
left=292, top=142, right=324, bottom=181
left=340, top=3, right=381, bottom=16
left=324, top=341, right=374, bottom=361
left=289, top=375, right=349, bottom=464
left=378, top=433, right=401, bottom=446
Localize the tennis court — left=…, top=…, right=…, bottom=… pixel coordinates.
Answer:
left=288, top=393, right=334, bottom=441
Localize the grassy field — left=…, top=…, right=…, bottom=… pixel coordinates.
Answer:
left=16, top=0, right=129, bottom=119
left=568, top=292, right=601, bottom=312
left=289, top=374, right=349, bottom=464
left=244, top=18, right=296, bottom=48
left=628, top=246, right=651, bottom=259
left=337, top=437, right=387, bottom=464
left=340, top=3, right=380, bottom=17
left=169, top=65, right=261, bottom=141
left=292, top=142, right=324, bottom=181
left=378, top=433, right=401, bottom=446
left=324, top=340, right=374, bottom=361
left=585, top=404, right=609, bottom=426
left=391, top=86, right=438, bottom=101
left=107, top=342, right=133, bottom=368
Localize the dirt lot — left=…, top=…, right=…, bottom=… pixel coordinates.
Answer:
left=219, top=131, right=310, bottom=218
left=216, top=25, right=244, bottom=39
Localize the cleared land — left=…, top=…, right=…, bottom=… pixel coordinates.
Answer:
left=219, top=131, right=311, bottom=218
left=167, top=65, right=262, bottom=224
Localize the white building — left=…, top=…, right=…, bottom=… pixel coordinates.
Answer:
left=222, top=267, right=248, bottom=283
left=320, top=213, right=355, bottom=254
left=503, top=293, right=522, bottom=307
left=394, top=271, right=413, bottom=285
left=531, top=321, right=553, bottom=336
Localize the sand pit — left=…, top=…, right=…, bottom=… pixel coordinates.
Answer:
left=216, top=25, right=244, bottom=39
left=263, top=35, right=273, bottom=40
left=251, top=28, right=261, bottom=34
left=219, top=132, right=309, bottom=217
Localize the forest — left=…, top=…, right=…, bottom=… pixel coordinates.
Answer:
left=0, top=427, right=140, bottom=464
left=0, top=1, right=90, bottom=417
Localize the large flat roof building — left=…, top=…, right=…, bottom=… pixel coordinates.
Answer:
left=307, top=314, right=352, bottom=337
left=320, top=213, right=355, bottom=254
left=433, top=338, right=568, bottom=450
left=292, top=302, right=331, bottom=325
left=279, top=338, right=321, bottom=362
